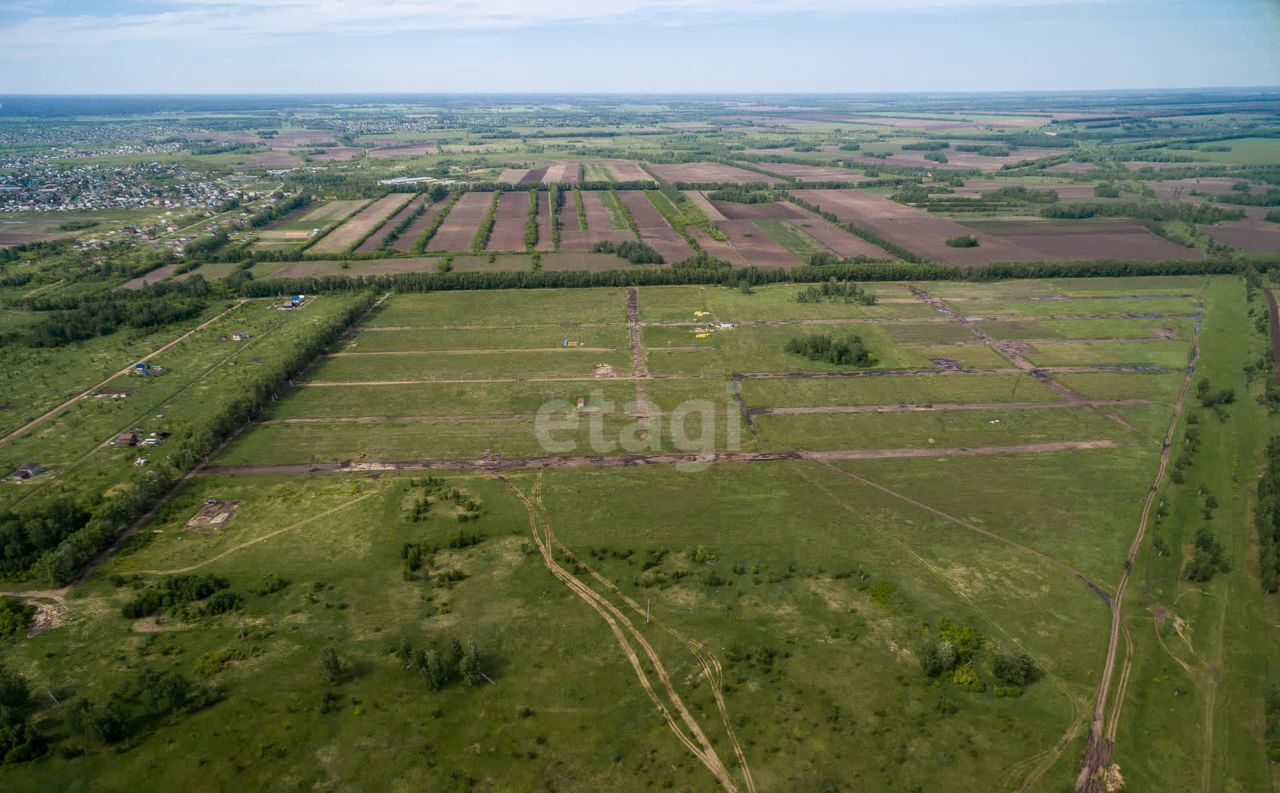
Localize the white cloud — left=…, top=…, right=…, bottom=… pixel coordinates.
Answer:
left=2, top=0, right=1116, bottom=54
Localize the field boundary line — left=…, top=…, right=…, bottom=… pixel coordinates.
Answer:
left=204, top=440, right=1120, bottom=475
left=751, top=399, right=1150, bottom=416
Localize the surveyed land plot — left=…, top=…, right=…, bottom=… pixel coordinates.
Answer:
left=426, top=191, right=492, bottom=251
left=486, top=191, right=531, bottom=251
left=307, top=349, right=632, bottom=383
left=346, top=325, right=630, bottom=353
left=309, top=194, right=413, bottom=254
left=355, top=194, right=426, bottom=252
left=365, top=288, right=631, bottom=329
left=617, top=191, right=694, bottom=263
left=792, top=188, right=1041, bottom=265
left=648, top=162, right=783, bottom=185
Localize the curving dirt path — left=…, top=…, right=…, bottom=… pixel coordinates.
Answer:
left=503, top=474, right=743, bottom=793
left=529, top=475, right=756, bottom=793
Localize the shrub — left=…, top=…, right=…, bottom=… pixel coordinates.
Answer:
left=591, top=240, right=663, bottom=265
left=952, top=664, right=985, bottom=693
left=0, top=599, right=35, bottom=640
left=784, top=333, right=877, bottom=367
left=945, top=235, right=980, bottom=248
left=992, top=650, right=1037, bottom=686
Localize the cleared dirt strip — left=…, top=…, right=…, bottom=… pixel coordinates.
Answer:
left=299, top=365, right=1165, bottom=388
left=329, top=347, right=619, bottom=356
left=736, top=365, right=1164, bottom=380
left=0, top=300, right=248, bottom=448
left=204, top=440, right=1117, bottom=476
left=358, top=313, right=1200, bottom=333
left=751, top=399, right=1150, bottom=416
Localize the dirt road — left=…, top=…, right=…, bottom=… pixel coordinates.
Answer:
left=204, top=440, right=1117, bottom=476
left=1074, top=328, right=1200, bottom=792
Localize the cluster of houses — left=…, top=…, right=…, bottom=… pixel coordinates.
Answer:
left=0, top=162, right=244, bottom=214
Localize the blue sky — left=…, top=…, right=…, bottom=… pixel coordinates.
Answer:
left=1, top=0, right=1278, bottom=93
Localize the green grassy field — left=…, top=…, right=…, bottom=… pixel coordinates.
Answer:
left=2, top=274, right=1276, bottom=793
left=753, top=218, right=835, bottom=259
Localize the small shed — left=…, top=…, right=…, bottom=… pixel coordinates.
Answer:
left=114, top=432, right=138, bottom=447
left=11, top=462, right=45, bottom=480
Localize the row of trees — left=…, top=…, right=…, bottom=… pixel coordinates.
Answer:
left=5, top=276, right=213, bottom=349
left=1256, top=436, right=1280, bottom=592
left=470, top=192, right=500, bottom=253
left=236, top=257, right=1256, bottom=299
left=1040, top=200, right=1243, bottom=223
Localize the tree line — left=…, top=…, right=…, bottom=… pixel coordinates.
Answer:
left=235, top=257, right=1265, bottom=299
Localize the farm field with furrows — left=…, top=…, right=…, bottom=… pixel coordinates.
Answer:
left=7, top=271, right=1274, bottom=793
left=307, top=194, right=415, bottom=255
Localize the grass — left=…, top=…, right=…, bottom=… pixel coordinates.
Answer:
left=0, top=296, right=367, bottom=513
left=598, top=190, right=631, bottom=230
left=4, top=274, right=1276, bottom=793
left=753, top=218, right=835, bottom=260
left=365, top=288, right=630, bottom=328
left=0, top=300, right=237, bottom=437
left=740, top=372, right=1061, bottom=407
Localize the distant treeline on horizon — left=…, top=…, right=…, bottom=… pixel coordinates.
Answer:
left=2, top=88, right=1280, bottom=117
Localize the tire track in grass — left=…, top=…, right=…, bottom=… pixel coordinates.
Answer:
left=1074, top=320, right=1200, bottom=793
left=502, top=473, right=742, bottom=793
left=530, top=475, right=756, bottom=793
left=120, top=489, right=383, bottom=576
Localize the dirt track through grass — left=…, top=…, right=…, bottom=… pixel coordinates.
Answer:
left=120, top=490, right=383, bottom=576
left=503, top=474, right=744, bottom=792
left=1075, top=321, right=1200, bottom=793
left=204, top=440, right=1118, bottom=476
left=751, top=399, right=1150, bottom=415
